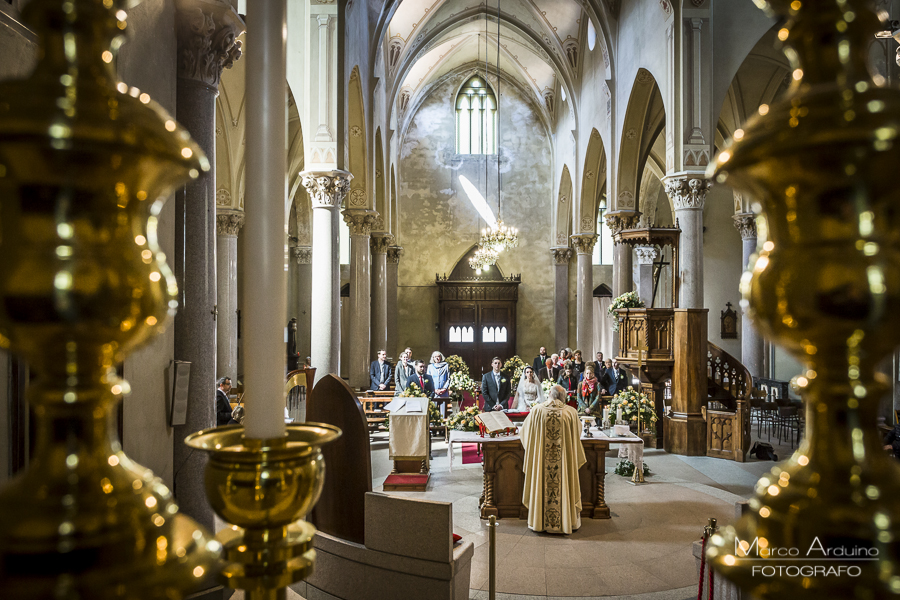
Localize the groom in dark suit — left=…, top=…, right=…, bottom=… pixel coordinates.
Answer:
left=407, top=360, right=435, bottom=398
left=481, top=357, right=511, bottom=411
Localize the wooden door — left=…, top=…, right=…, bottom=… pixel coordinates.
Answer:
left=440, top=298, right=517, bottom=378
left=475, top=302, right=515, bottom=378
left=442, top=302, right=478, bottom=375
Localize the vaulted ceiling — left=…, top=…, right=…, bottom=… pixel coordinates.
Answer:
left=376, top=0, right=601, bottom=130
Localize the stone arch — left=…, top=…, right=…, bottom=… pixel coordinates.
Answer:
left=373, top=127, right=387, bottom=230
left=348, top=65, right=369, bottom=209
left=579, top=128, right=607, bottom=233
left=617, top=68, right=664, bottom=213
left=554, top=165, right=573, bottom=247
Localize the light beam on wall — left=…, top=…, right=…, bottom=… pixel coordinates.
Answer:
left=459, top=175, right=498, bottom=229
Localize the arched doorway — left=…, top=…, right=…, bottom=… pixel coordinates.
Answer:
left=437, top=246, right=520, bottom=378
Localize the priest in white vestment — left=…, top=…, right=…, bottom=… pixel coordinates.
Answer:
left=520, top=385, right=586, bottom=534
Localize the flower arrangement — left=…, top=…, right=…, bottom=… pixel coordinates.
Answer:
left=448, top=370, right=479, bottom=403
left=427, top=400, right=443, bottom=427
left=540, top=378, right=554, bottom=397
left=446, top=404, right=481, bottom=431
left=614, top=459, right=650, bottom=477
left=503, top=355, right=527, bottom=393
left=610, top=387, right=657, bottom=426
left=445, top=354, right=469, bottom=376
left=607, top=291, right=645, bottom=332
left=398, top=382, right=427, bottom=398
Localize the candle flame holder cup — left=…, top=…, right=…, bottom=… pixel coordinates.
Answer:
left=185, top=423, right=341, bottom=599
left=0, top=0, right=219, bottom=597
left=705, top=1, right=900, bottom=597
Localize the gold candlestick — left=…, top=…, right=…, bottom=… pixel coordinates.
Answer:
left=705, top=1, right=900, bottom=596
left=0, top=0, right=219, bottom=596
left=185, top=423, right=341, bottom=600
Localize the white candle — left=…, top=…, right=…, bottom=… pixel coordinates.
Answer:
left=616, top=407, right=622, bottom=423
left=603, top=407, right=609, bottom=422
left=242, top=0, right=288, bottom=439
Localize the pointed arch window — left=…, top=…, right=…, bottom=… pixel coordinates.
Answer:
left=456, top=75, right=497, bottom=155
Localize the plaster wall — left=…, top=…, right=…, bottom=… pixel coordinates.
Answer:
left=398, top=74, right=552, bottom=365
left=118, top=0, right=178, bottom=487
left=702, top=186, right=742, bottom=359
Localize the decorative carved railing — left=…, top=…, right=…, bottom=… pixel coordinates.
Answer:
left=706, top=342, right=752, bottom=462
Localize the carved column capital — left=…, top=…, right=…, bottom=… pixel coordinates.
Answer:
left=175, top=0, right=245, bottom=90
left=387, top=246, right=404, bottom=264
left=300, top=170, right=353, bottom=209
left=216, top=211, right=244, bottom=236
left=291, top=246, right=312, bottom=265
left=664, top=175, right=711, bottom=211
left=635, top=245, right=659, bottom=265
left=570, top=234, right=598, bottom=255
left=370, top=234, right=394, bottom=254
left=551, top=247, right=573, bottom=265
left=342, top=209, right=378, bottom=237
left=604, top=211, right=640, bottom=239
left=733, top=213, right=758, bottom=240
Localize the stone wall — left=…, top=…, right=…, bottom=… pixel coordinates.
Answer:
left=398, top=74, right=552, bottom=366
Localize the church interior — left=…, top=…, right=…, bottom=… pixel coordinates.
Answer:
left=1, top=0, right=900, bottom=598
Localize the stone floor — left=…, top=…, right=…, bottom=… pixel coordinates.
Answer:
left=366, top=429, right=797, bottom=599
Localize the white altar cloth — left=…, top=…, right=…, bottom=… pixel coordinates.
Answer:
left=389, top=404, right=429, bottom=466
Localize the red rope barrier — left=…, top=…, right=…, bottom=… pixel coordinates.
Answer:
left=697, top=535, right=707, bottom=600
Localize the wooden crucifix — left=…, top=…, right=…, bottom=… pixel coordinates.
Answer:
left=650, top=257, right=670, bottom=308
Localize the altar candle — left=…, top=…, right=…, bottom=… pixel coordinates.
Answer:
left=616, top=407, right=622, bottom=423
left=242, top=0, right=288, bottom=440
left=603, top=407, right=609, bottom=422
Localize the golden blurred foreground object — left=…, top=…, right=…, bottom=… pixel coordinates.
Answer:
left=0, top=0, right=219, bottom=597
left=185, top=423, right=341, bottom=600
left=706, top=0, right=900, bottom=597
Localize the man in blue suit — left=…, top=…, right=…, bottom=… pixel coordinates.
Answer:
left=407, top=361, right=435, bottom=398
left=481, top=357, right=512, bottom=411
left=603, top=359, right=629, bottom=396
left=369, top=349, right=392, bottom=391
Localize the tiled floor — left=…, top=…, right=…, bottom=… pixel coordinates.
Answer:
left=368, top=429, right=796, bottom=599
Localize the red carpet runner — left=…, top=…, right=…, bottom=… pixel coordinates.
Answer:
left=461, top=443, right=482, bottom=464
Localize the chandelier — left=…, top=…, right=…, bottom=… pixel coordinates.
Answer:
left=480, top=219, right=518, bottom=253
left=468, top=244, right=499, bottom=273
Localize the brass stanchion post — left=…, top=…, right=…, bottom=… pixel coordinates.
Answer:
left=488, top=515, right=497, bottom=600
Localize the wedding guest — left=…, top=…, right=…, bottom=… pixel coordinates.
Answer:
left=215, top=376, right=236, bottom=426
left=593, top=352, right=605, bottom=377
left=532, top=346, right=549, bottom=372
left=538, top=358, right=559, bottom=383
left=403, top=346, right=413, bottom=362
left=559, top=348, right=570, bottom=363
left=428, top=351, right=450, bottom=416
left=394, top=350, right=415, bottom=396
left=369, top=349, right=392, bottom=391
left=550, top=353, right=560, bottom=367
left=407, top=360, right=435, bottom=398
left=884, top=421, right=900, bottom=459
left=572, top=349, right=586, bottom=377
left=603, top=359, right=629, bottom=396
left=481, top=357, right=511, bottom=411
left=578, top=365, right=605, bottom=425
left=556, top=363, right=579, bottom=408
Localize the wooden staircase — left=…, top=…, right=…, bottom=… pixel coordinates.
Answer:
left=705, top=342, right=752, bottom=462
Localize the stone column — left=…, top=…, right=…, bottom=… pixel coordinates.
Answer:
left=173, top=0, right=242, bottom=530
left=344, top=209, right=378, bottom=389
left=551, top=247, right=573, bottom=353
left=216, top=211, right=244, bottom=382
left=734, top=213, right=764, bottom=378
left=370, top=234, right=393, bottom=357
left=386, top=246, right=403, bottom=358
left=635, top=245, right=659, bottom=307
left=605, top=212, right=640, bottom=299
left=290, top=246, right=313, bottom=362
left=301, top=171, right=352, bottom=381
left=664, top=175, right=711, bottom=309
left=571, top=235, right=598, bottom=358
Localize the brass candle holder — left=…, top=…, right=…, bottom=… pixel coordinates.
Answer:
left=0, top=0, right=220, bottom=597
left=185, top=423, right=341, bottom=600
left=705, top=1, right=900, bottom=597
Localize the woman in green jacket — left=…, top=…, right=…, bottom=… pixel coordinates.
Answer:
left=577, top=365, right=605, bottom=423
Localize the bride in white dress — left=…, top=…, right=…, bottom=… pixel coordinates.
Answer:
left=511, top=366, right=544, bottom=411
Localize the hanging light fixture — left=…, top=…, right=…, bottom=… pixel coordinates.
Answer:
left=468, top=244, right=499, bottom=273
left=477, top=0, right=517, bottom=256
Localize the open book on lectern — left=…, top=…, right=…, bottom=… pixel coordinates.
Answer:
left=474, top=411, right=515, bottom=434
